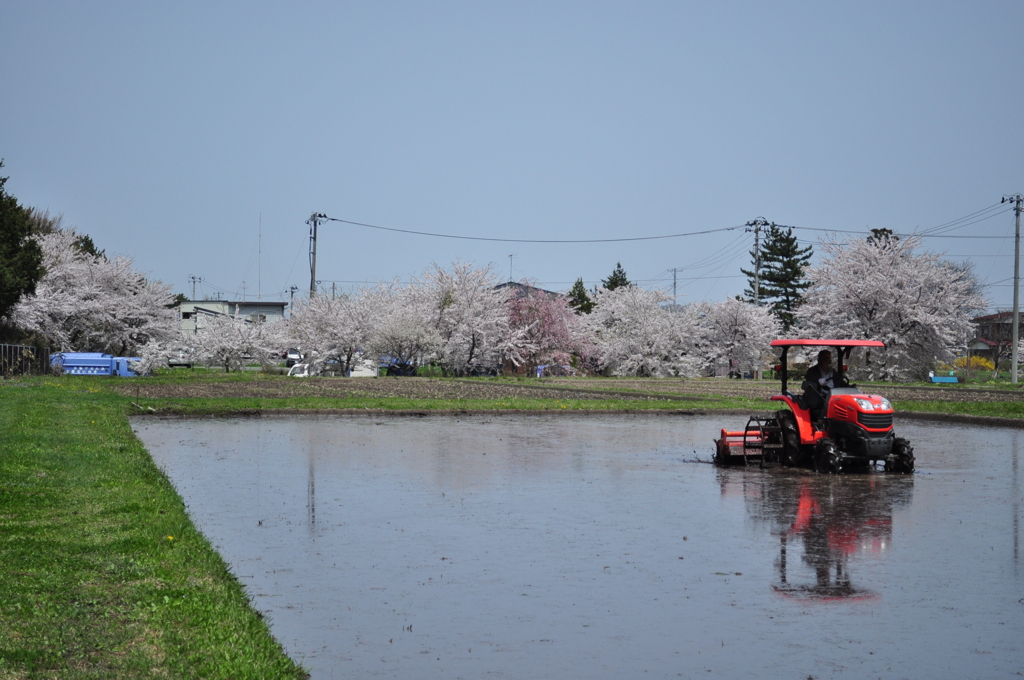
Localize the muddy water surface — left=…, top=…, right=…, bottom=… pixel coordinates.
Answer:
left=132, top=414, right=1024, bottom=679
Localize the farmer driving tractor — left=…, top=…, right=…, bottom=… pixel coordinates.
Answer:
left=802, top=349, right=847, bottom=421
left=715, top=339, right=914, bottom=474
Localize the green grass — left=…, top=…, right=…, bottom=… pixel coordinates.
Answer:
left=893, top=399, right=1024, bottom=418
left=0, top=379, right=308, bottom=679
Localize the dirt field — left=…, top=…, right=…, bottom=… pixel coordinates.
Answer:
left=114, top=376, right=688, bottom=403
left=544, top=377, right=1024, bottom=402
left=114, top=375, right=1024, bottom=404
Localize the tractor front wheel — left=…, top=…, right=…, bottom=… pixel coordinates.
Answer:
left=814, top=439, right=841, bottom=475
left=885, top=438, right=915, bottom=474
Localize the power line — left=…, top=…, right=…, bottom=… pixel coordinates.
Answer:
left=918, top=201, right=1007, bottom=235
left=320, top=215, right=744, bottom=243
left=310, top=198, right=1019, bottom=250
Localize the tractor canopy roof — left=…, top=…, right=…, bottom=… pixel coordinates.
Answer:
left=770, top=339, right=885, bottom=348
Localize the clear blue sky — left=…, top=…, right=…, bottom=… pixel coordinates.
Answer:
left=2, top=1, right=1022, bottom=309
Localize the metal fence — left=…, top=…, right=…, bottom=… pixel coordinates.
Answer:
left=0, top=344, right=51, bottom=377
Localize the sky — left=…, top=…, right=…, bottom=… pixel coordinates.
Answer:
left=2, top=1, right=1023, bottom=311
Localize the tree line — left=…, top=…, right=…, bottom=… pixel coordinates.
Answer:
left=0, top=164, right=988, bottom=381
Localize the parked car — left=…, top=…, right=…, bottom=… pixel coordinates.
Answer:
left=287, top=362, right=315, bottom=377
left=167, top=349, right=193, bottom=368
left=285, top=348, right=302, bottom=367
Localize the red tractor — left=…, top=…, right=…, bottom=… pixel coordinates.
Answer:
left=715, top=339, right=914, bottom=474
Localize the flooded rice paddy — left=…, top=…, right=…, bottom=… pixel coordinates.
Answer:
left=132, top=414, right=1024, bottom=679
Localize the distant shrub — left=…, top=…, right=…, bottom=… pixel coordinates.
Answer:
left=951, top=356, right=994, bottom=372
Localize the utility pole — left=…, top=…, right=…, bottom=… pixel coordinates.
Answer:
left=1005, top=194, right=1024, bottom=383
left=189, top=276, right=203, bottom=300
left=745, top=218, right=771, bottom=381
left=258, top=212, right=262, bottom=299
left=745, top=218, right=770, bottom=304
left=307, top=212, right=327, bottom=298
left=288, top=285, right=299, bottom=312
left=670, top=268, right=680, bottom=307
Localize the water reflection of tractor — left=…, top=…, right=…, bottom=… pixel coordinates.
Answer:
left=715, top=339, right=915, bottom=474
left=720, top=469, right=913, bottom=601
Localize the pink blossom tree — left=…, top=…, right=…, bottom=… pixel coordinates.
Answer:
left=506, top=284, right=593, bottom=374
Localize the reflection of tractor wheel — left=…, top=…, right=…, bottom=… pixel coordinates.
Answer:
left=776, top=410, right=802, bottom=468
left=814, top=439, right=841, bottom=474
left=885, top=438, right=915, bottom=474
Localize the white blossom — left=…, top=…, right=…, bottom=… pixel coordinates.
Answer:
left=584, top=286, right=700, bottom=377
left=192, top=310, right=284, bottom=372
left=7, top=230, right=177, bottom=355
left=412, top=261, right=513, bottom=375
left=696, top=297, right=781, bottom=375
left=288, top=291, right=375, bottom=375
left=797, top=235, right=987, bottom=380
left=364, top=282, right=442, bottom=372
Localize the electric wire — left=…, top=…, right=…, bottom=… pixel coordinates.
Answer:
left=918, top=201, right=1007, bottom=235
left=321, top=215, right=743, bottom=243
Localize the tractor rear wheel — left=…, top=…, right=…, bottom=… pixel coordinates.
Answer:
left=776, top=410, right=802, bottom=468
left=885, top=438, right=915, bottom=474
left=814, top=439, right=841, bottom=475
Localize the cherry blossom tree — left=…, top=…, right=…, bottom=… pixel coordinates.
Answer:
left=696, top=297, right=781, bottom=376
left=192, top=310, right=284, bottom=372
left=364, top=282, right=441, bottom=374
left=797, top=235, right=987, bottom=381
left=412, top=261, right=513, bottom=375
left=288, top=291, right=376, bottom=375
left=507, top=284, right=592, bottom=374
left=128, top=329, right=201, bottom=375
left=584, top=285, right=701, bottom=377
left=7, top=229, right=177, bottom=354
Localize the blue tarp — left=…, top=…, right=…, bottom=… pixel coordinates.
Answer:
left=51, top=352, right=141, bottom=377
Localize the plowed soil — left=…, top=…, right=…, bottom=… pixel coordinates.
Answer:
left=116, top=375, right=1024, bottom=403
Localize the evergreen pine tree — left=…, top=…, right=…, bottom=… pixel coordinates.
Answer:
left=0, top=161, right=43, bottom=322
left=740, top=224, right=813, bottom=331
left=602, top=262, right=630, bottom=290
left=567, top=278, right=594, bottom=314
left=867, top=227, right=899, bottom=245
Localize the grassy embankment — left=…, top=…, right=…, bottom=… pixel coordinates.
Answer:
left=0, top=378, right=308, bottom=679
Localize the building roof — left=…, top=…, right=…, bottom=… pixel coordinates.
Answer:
left=494, top=282, right=565, bottom=300
left=183, top=299, right=287, bottom=307
left=972, top=311, right=1015, bottom=323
